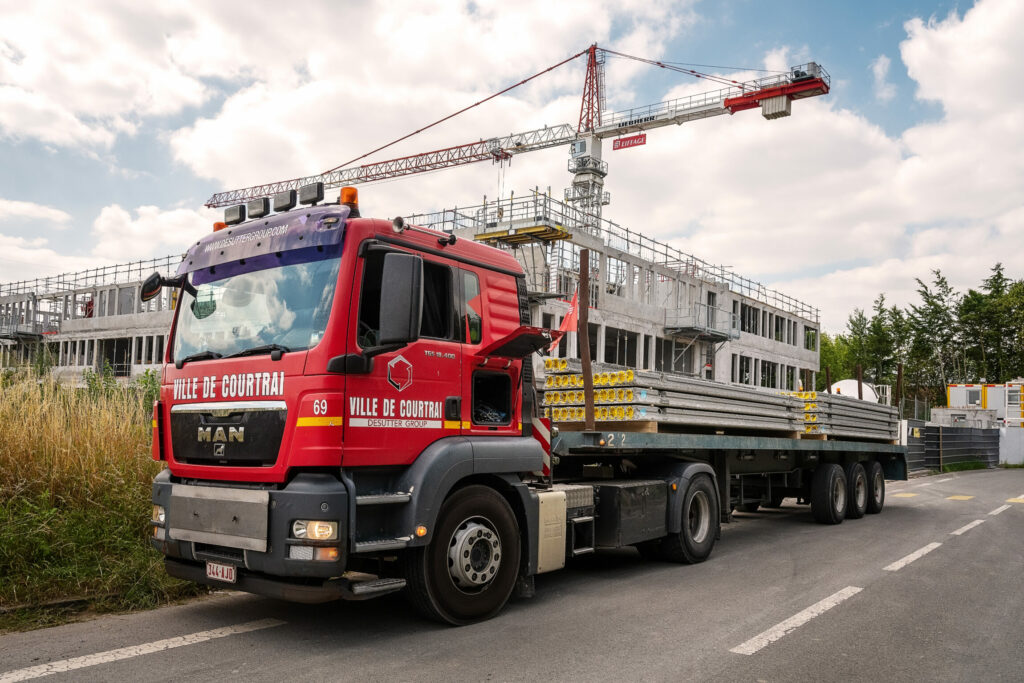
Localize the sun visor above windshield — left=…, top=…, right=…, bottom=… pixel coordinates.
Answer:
left=177, top=205, right=349, bottom=278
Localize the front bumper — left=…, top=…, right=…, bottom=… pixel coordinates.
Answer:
left=151, top=470, right=349, bottom=581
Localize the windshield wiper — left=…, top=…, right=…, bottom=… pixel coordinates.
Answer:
left=225, top=344, right=290, bottom=360
left=175, top=350, right=223, bottom=369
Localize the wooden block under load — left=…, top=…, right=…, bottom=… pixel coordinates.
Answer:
left=558, top=420, right=659, bottom=434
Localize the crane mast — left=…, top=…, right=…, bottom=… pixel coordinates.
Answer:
left=205, top=50, right=829, bottom=217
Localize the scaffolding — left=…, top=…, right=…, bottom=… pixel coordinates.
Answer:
left=404, top=192, right=819, bottom=323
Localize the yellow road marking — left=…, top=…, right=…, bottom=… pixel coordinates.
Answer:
left=947, top=495, right=974, bottom=501
left=891, top=492, right=918, bottom=498
left=296, top=416, right=343, bottom=427
left=1007, top=497, right=1024, bottom=504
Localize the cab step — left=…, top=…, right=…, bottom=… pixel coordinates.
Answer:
left=354, top=538, right=410, bottom=553
left=356, top=493, right=412, bottom=506
left=349, top=577, right=407, bottom=598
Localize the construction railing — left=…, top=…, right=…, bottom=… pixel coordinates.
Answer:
left=406, top=193, right=819, bottom=322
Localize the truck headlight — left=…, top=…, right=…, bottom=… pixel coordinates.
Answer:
left=291, top=520, right=338, bottom=541
left=152, top=505, right=166, bottom=524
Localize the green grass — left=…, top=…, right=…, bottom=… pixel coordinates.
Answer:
left=941, top=461, right=989, bottom=473
left=999, top=462, right=1024, bottom=469
left=0, top=370, right=205, bottom=632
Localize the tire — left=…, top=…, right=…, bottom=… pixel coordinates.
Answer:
left=735, top=502, right=760, bottom=513
left=865, top=460, right=885, bottom=514
left=810, top=464, right=847, bottom=525
left=661, top=474, right=719, bottom=564
left=844, top=462, right=868, bottom=519
left=404, top=485, right=520, bottom=625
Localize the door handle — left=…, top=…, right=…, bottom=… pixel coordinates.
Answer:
left=444, top=396, right=461, bottom=421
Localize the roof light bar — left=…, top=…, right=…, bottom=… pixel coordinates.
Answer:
left=274, top=190, right=296, bottom=212
left=247, top=197, right=270, bottom=219
left=224, top=204, right=246, bottom=225
left=299, top=182, right=324, bottom=206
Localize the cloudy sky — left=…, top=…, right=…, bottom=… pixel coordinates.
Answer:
left=1, top=0, right=1021, bottom=330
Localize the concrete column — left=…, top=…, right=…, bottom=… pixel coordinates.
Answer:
left=596, top=325, right=606, bottom=364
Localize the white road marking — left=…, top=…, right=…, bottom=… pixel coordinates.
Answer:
left=950, top=519, right=986, bottom=536
left=0, top=619, right=285, bottom=683
left=936, top=478, right=953, bottom=483
left=729, top=586, right=862, bottom=656
left=883, top=542, right=943, bottom=571
left=988, top=504, right=1011, bottom=516
left=915, top=482, right=934, bottom=487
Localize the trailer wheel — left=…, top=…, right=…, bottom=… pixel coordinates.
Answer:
left=662, top=474, right=718, bottom=564
left=810, top=464, right=847, bottom=525
left=844, top=462, right=868, bottom=519
left=404, top=485, right=520, bottom=625
left=865, top=460, right=885, bottom=514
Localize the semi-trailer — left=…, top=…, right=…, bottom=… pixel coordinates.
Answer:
left=146, top=185, right=907, bottom=624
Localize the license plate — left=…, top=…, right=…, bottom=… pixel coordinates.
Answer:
left=205, top=561, right=237, bottom=584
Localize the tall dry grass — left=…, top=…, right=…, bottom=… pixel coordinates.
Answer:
left=0, top=371, right=202, bottom=629
left=0, top=374, right=156, bottom=503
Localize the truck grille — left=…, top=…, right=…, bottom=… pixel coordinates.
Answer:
left=170, top=401, right=286, bottom=467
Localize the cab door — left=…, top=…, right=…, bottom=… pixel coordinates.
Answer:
left=343, top=247, right=463, bottom=467
left=458, top=267, right=524, bottom=439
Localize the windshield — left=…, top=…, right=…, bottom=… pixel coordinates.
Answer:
left=173, top=255, right=341, bottom=362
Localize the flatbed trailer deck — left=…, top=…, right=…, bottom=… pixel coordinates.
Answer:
left=551, top=429, right=907, bottom=522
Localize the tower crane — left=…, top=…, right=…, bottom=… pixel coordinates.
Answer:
left=205, top=45, right=830, bottom=226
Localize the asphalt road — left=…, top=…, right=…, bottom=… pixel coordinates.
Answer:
left=2, top=469, right=1022, bottom=682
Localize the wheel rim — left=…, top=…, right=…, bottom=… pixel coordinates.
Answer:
left=832, top=476, right=846, bottom=513
left=873, top=471, right=884, bottom=504
left=447, top=517, right=501, bottom=592
left=855, top=473, right=866, bottom=509
left=688, top=490, right=711, bottom=544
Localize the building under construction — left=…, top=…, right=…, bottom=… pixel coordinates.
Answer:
left=1, top=193, right=820, bottom=391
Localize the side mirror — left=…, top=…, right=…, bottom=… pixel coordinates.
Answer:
left=378, top=252, right=423, bottom=346
left=140, top=272, right=163, bottom=302
left=140, top=272, right=197, bottom=301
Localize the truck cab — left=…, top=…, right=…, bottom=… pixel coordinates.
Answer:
left=150, top=185, right=556, bottom=624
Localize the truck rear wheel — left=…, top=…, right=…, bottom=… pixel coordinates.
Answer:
left=865, top=460, right=885, bottom=514
left=844, top=462, right=868, bottom=519
left=662, top=474, right=718, bottom=564
left=810, top=464, right=847, bottom=525
left=404, top=485, right=520, bottom=625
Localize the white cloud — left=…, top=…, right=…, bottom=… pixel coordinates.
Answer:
left=0, top=198, right=72, bottom=227
left=90, top=204, right=219, bottom=262
left=168, top=0, right=698, bottom=191
left=0, top=234, right=102, bottom=283
left=870, top=54, right=896, bottom=102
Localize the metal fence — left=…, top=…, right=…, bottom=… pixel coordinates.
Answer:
left=905, top=419, right=927, bottom=471
left=899, top=397, right=932, bottom=422
left=922, top=425, right=999, bottom=470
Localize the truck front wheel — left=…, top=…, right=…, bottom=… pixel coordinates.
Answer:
left=662, top=474, right=718, bottom=564
left=404, top=485, right=520, bottom=625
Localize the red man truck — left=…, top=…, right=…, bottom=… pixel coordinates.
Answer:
left=146, top=183, right=906, bottom=624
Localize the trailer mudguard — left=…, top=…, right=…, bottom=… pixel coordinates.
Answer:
left=391, top=435, right=542, bottom=571
left=653, top=461, right=718, bottom=535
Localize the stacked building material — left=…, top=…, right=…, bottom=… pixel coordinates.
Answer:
left=540, top=358, right=804, bottom=434
left=786, top=391, right=899, bottom=441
